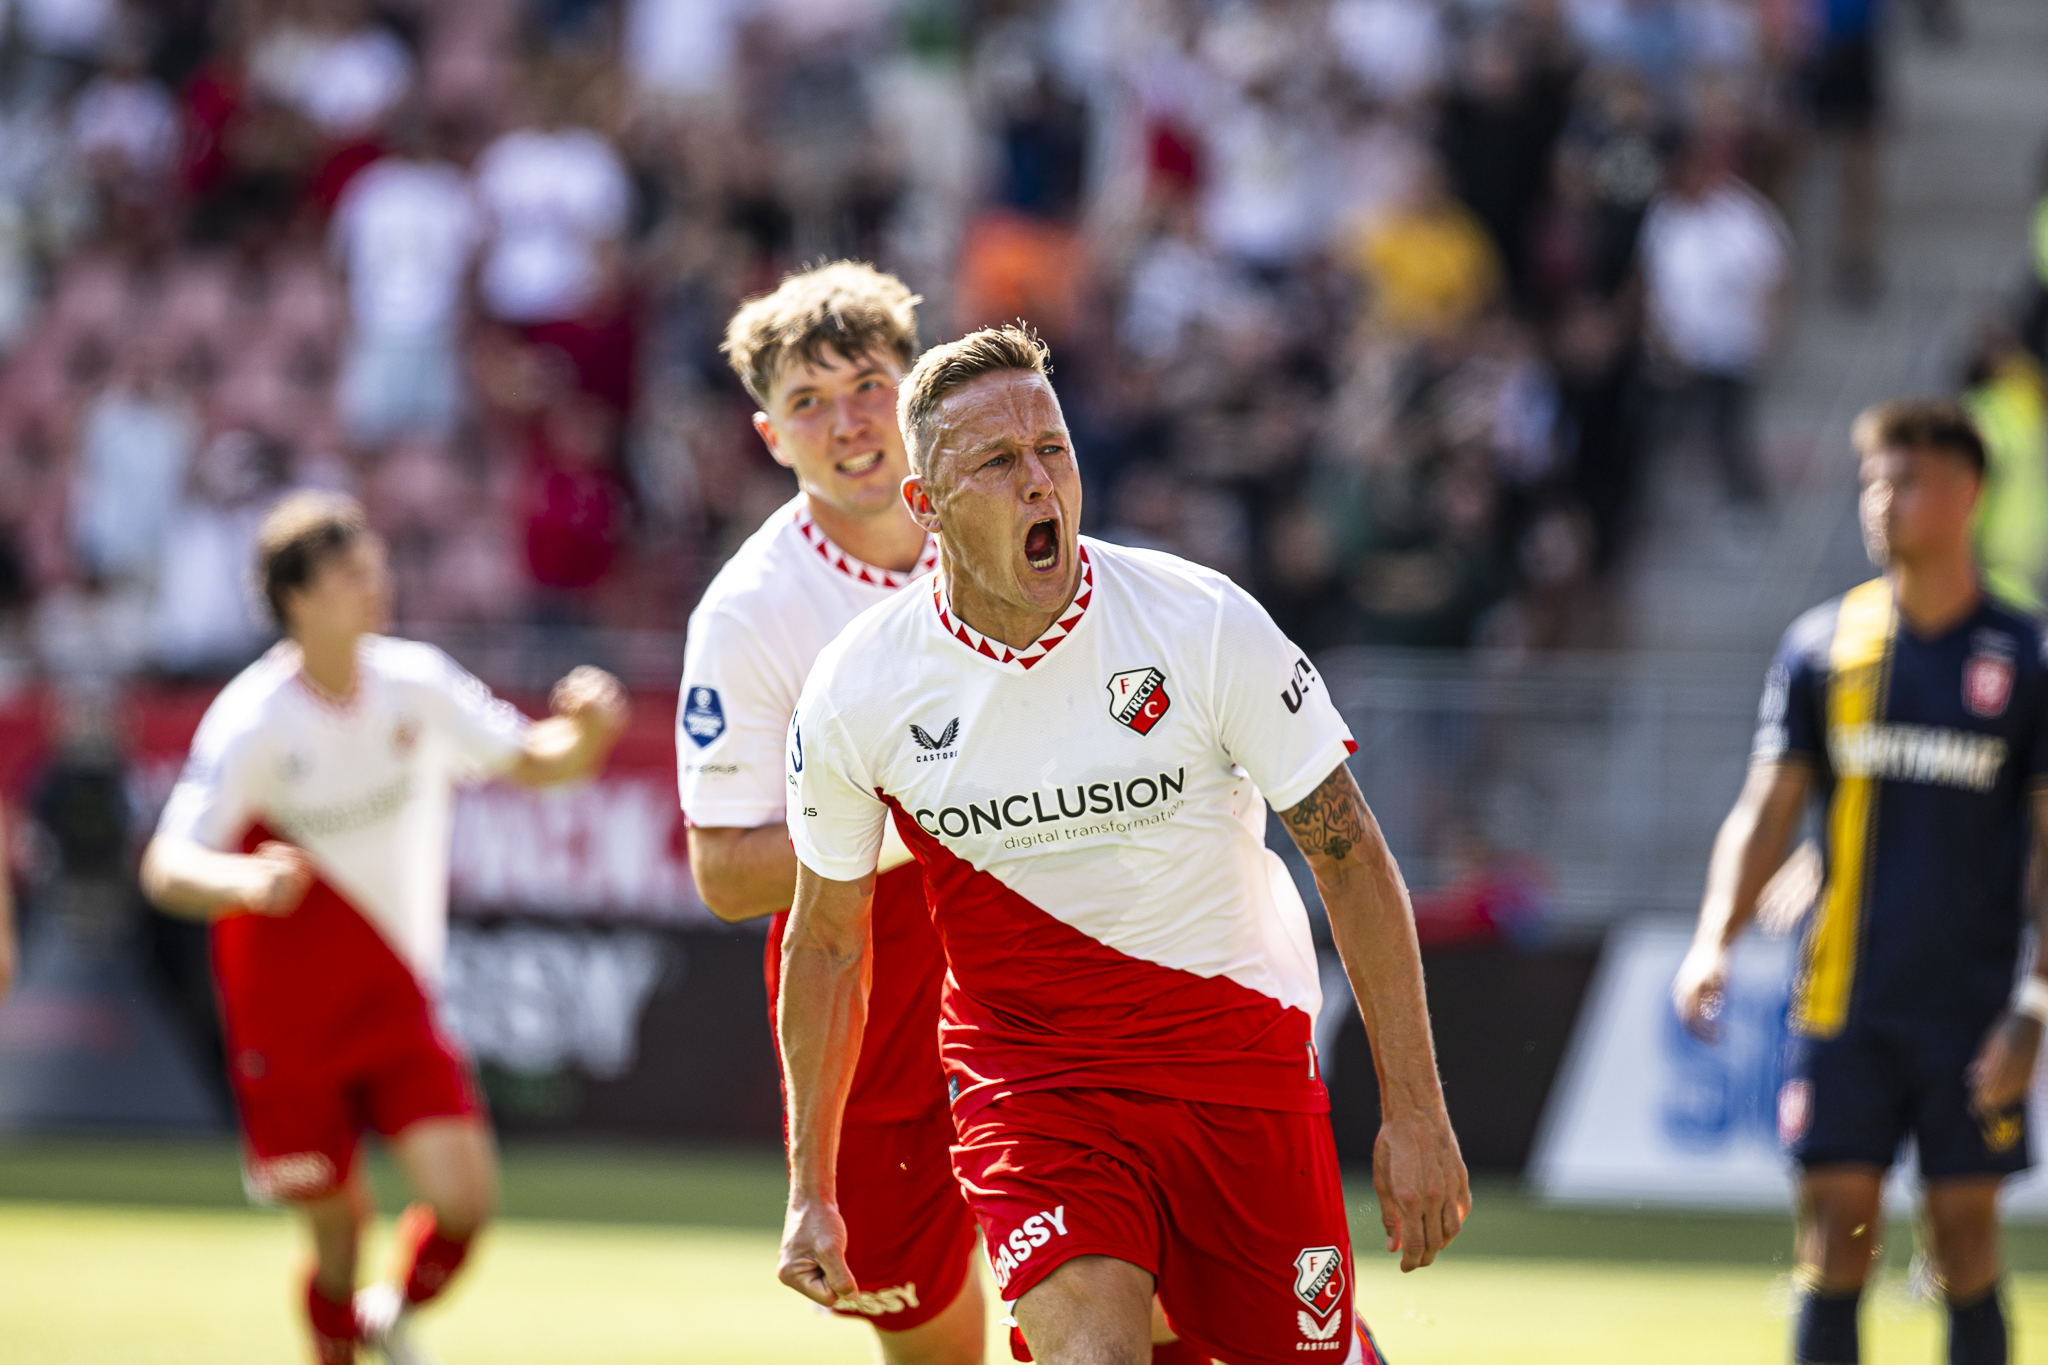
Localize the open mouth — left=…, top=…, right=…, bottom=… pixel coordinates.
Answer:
left=835, top=450, right=885, bottom=477
left=1024, top=519, right=1060, bottom=572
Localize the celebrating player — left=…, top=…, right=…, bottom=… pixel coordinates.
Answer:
left=677, top=262, right=990, bottom=1363
left=777, top=326, right=1466, bottom=1364
left=141, top=492, right=627, bottom=1365
left=1675, top=401, right=2048, bottom=1365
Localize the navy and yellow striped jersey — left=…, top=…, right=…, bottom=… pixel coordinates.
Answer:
left=1755, top=578, right=2048, bottom=1037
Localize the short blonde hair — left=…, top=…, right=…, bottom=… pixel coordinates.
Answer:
left=897, top=324, right=1052, bottom=476
left=721, top=261, right=922, bottom=406
left=256, top=490, right=366, bottom=629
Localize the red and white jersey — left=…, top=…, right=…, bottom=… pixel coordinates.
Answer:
left=788, top=538, right=1357, bottom=1120
left=678, top=494, right=946, bottom=1125
left=157, top=636, right=530, bottom=982
left=677, top=495, right=937, bottom=832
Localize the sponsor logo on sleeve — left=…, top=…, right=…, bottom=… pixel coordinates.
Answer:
left=682, top=687, right=727, bottom=747
left=908, top=718, right=960, bottom=760
left=787, top=713, right=803, bottom=774
left=1106, top=667, right=1172, bottom=734
left=1281, top=657, right=1320, bottom=714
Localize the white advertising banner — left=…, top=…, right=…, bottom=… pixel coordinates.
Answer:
left=1531, top=919, right=2048, bottom=1218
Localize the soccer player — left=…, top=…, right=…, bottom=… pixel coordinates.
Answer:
left=140, top=492, right=627, bottom=1365
left=1675, top=400, right=2048, bottom=1365
left=778, top=326, right=1466, bottom=1364
left=677, top=262, right=988, bottom=1363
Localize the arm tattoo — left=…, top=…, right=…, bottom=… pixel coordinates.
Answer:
left=1280, top=763, right=1370, bottom=863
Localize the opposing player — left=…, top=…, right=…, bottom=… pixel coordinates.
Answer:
left=677, top=262, right=989, bottom=1363
left=141, top=492, right=627, bottom=1365
left=778, top=326, right=1466, bottom=1364
left=1675, top=401, right=2048, bottom=1365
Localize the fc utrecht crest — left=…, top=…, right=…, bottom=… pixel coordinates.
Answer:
left=1106, top=667, right=1172, bottom=735
left=1293, top=1245, right=1346, bottom=1319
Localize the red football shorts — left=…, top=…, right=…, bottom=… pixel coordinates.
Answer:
left=213, top=860, right=482, bottom=1205
left=828, top=1107, right=982, bottom=1332
left=953, top=1088, right=1373, bottom=1365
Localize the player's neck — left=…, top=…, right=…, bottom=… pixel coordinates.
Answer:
left=941, top=547, right=1080, bottom=650
left=803, top=493, right=927, bottom=574
left=1888, top=551, right=1980, bottom=638
left=294, top=630, right=364, bottom=702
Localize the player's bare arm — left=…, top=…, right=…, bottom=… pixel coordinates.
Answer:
left=141, top=836, right=315, bottom=921
left=776, top=862, right=876, bottom=1308
left=686, top=824, right=799, bottom=922
left=1280, top=759, right=1470, bottom=1273
left=1673, top=759, right=1813, bottom=1040
left=506, top=665, right=630, bottom=786
left=1968, top=788, right=2048, bottom=1115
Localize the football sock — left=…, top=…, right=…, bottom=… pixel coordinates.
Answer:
left=1948, top=1283, right=2007, bottom=1365
left=393, top=1202, right=473, bottom=1306
left=1150, top=1339, right=1206, bottom=1364
left=304, top=1274, right=357, bottom=1365
left=1794, top=1285, right=1861, bottom=1364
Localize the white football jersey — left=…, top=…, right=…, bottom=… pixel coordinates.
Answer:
left=677, top=495, right=937, bottom=833
left=157, top=637, right=531, bottom=981
left=788, top=539, right=1357, bottom=1118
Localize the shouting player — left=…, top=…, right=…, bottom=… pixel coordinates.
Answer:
left=141, top=492, right=627, bottom=1365
left=778, top=326, right=1467, bottom=1364
left=1675, top=401, right=2048, bottom=1365
left=677, top=262, right=989, bottom=1363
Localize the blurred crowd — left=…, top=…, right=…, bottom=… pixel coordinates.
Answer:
left=0, top=0, right=1926, bottom=687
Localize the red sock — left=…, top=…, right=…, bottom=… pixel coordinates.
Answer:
left=392, top=1203, right=473, bottom=1306
left=304, top=1276, right=357, bottom=1365
left=1150, top=1339, right=1206, bottom=1364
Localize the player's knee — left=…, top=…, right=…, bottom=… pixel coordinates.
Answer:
left=432, top=1185, right=493, bottom=1240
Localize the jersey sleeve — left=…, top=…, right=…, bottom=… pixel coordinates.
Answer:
left=1754, top=622, right=1825, bottom=765
left=786, top=671, right=890, bottom=883
left=155, top=693, right=265, bottom=851
left=1209, top=580, right=1357, bottom=812
left=418, top=646, right=531, bottom=778
left=677, top=606, right=796, bottom=828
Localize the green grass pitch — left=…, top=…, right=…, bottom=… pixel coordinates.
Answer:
left=2, top=1139, right=2046, bottom=1363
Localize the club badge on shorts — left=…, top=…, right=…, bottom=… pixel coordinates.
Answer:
left=1106, top=666, right=1171, bottom=735
left=1293, top=1245, right=1346, bottom=1318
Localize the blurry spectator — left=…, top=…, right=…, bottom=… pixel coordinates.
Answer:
left=70, top=38, right=181, bottom=207
left=1198, top=77, right=1324, bottom=272
left=249, top=0, right=414, bottom=142
left=1960, top=326, right=2048, bottom=611
left=2022, top=139, right=2048, bottom=363
left=523, top=391, right=629, bottom=619
left=1638, top=139, right=1789, bottom=508
left=1329, top=0, right=1449, bottom=107
left=1347, top=162, right=1504, bottom=342
left=15, top=0, right=118, bottom=69
left=623, top=0, right=742, bottom=107
left=1804, top=0, right=1887, bottom=302
left=472, top=76, right=632, bottom=329
left=329, top=112, right=481, bottom=445
left=1436, top=25, right=1573, bottom=298
left=69, top=355, right=200, bottom=582
left=149, top=431, right=281, bottom=675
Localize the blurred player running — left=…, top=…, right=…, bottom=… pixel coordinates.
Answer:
left=142, top=492, right=627, bottom=1365
left=677, top=263, right=992, bottom=1363
left=1676, top=401, right=2048, bottom=1365
left=778, top=327, right=1460, bottom=1364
